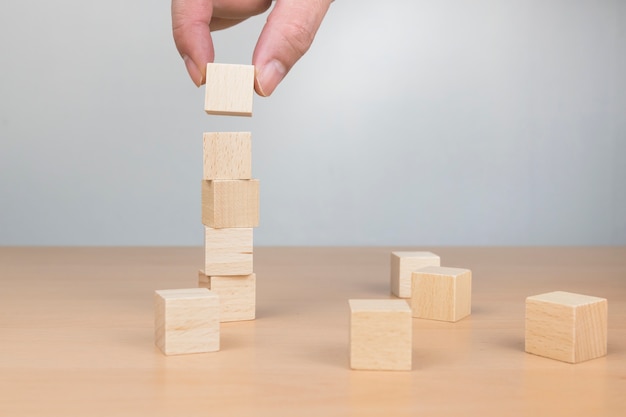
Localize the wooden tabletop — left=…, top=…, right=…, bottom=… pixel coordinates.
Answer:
left=0, top=247, right=624, bottom=416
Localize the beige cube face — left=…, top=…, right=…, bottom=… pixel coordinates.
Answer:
left=349, top=299, right=412, bottom=371
left=201, top=180, right=260, bottom=228
left=154, top=288, right=220, bottom=355
left=204, top=63, right=254, bottom=116
left=390, top=251, right=441, bottom=298
left=203, top=132, right=252, bottom=180
left=204, top=227, right=253, bottom=276
left=199, top=271, right=256, bottom=322
left=525, top=291, right=607, bottom=363
left=411, top=266, right=472, bottom=322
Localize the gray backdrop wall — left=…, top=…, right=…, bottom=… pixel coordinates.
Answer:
left=1, top=1, right=625, bottom=246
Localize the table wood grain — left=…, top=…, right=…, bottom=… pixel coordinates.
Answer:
left=0, top=247, right=625, bottom=416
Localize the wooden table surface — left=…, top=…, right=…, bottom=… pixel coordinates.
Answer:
left=0, top=247, right=625, bottom=416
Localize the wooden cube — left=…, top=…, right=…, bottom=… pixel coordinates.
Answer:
left=204, top=227, right=253, bottom=276
left=154, top=288, right=220, bottom=355
left=525, top=291, right=607, bottom=363
left=204, top=63, right=254, bottom=116
left=203, top=132, right=252, bottom=180
left=411, top=266, right=472, bottom=322
left=390, top=251, right=440, bottom=298
left=349, top=299, right=412, bottom=371
left=201, top=179, right=260, bottom=228
left=199, top=271, right=256, bottom=322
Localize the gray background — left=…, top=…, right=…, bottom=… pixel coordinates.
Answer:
left=1, top=0, right=625, bottom=246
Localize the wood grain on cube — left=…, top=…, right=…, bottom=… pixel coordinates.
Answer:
left=525, top=291, right=607, bottom=363
left=203, top=132, right=252, bottom=180
left=201, top=179, right=260, bottom=228
left=349, top=299, right=412, bottom=371
left=390, top=251, right=440, bottom=298
left=204, top=227, right=253, bottom=276
left=199, top=271, right=256, bottom=322
left=154, top=288, right=220, bottom=355
left=411, top=266, right=472, bottom=322
left=204, top=63, right=254, bottom=116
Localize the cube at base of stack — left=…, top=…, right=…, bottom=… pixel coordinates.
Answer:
left=199, top=270, right=256, bottom=322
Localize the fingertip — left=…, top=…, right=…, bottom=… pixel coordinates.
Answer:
left=183, top=55, right=206, bottom=87
left=254, top=60, right=287, bottom=96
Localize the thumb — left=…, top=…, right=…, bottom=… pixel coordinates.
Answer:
left=172, top=0, right=215, bottom=86
left=252, top=0, right=332, bottom=96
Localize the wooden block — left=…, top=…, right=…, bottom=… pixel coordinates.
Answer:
left=199, top=271, right=256, bottom=322
left=154, top=288, right=220, bottom=355
left=202, top=179, right=260, bottom=228
left=204, top=227, right=253, bottom=275
left=390, top=251, right=441, bottom=298
left=204, top=63, right=254, bottom=116
left=203, top=132, right=252, bottom=180
left=349, top=299, right=412, bottom=371
left=411, top=266, right=471, bottom=322
left=525, top=291, right=607, bottom=363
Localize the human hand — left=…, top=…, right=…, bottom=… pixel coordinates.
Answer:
left=172, top=0, right=332, bottom=96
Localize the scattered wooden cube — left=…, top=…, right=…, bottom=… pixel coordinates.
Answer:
left=204, top=63, right=254, bottom=116
left=411, top=266, right=472, bottom=322
left=349, top=299, right=412, bottom=371
left=390, top=251, right=441, bottom=298
left=203, top=132, right=252, bottom=180
left=525, top=291, right=608, bottom=363
left=199, top=271, right=256, bottom=322
left=204, top=227, right=253, bottom=276
left=201, top=179, right=260, bottom=228
left=154, top=288, right=220, bottom=355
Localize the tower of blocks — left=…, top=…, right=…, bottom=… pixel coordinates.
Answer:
left=199, top=63, right=258, bottom=323
left=525, top=291, right=607, bottom=363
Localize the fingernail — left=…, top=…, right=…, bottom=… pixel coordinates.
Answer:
left=183, top=55, right=204, bottom=87
left=256, top=60, right=287, bottom=97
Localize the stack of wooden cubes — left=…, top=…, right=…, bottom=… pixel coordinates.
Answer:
left=198, top=63, right=258, bottom=322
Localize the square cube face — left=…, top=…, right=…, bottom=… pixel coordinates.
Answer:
left=390, top=251, right=440, bottom=298
left=204, top=227, right=253, bottom=276
left=154, top=288, right=220, bottom=355
left=203, top=132, right=252, bottom=180
left=199, top=271, right=256, bottom=322
left=411, top=266, right=472, bottom=322
left=204, top=63, right=254, bottom=116
left=525, top=291, right=607, bottom=363
left=349, top=299, right=412, bottom=371
left=201, top=179, right=260, bottom=228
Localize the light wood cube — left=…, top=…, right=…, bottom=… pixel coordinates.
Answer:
left=411, top=266, right=472, bottom=322
left=203, top=132, right=252, bottom=180
left=349, top=299, right=412, bottom=371
left=204, top=227, right=253, bottom=276
left=199, top=271, right=256, bottom=322
left=201, top=179, right=260, bottom=228
left=390, top=251, right=441, bottom=298
left=204, top=63, right=254, bottom=116
left=525, top=291, right=607, bottom=363
left=154, top=288, right=220, bottom=355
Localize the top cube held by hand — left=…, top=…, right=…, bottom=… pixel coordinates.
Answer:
left=205, top=63, right=255, bottom=117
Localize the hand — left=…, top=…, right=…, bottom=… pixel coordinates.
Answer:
left=172, top=0, right=332, bottom=96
